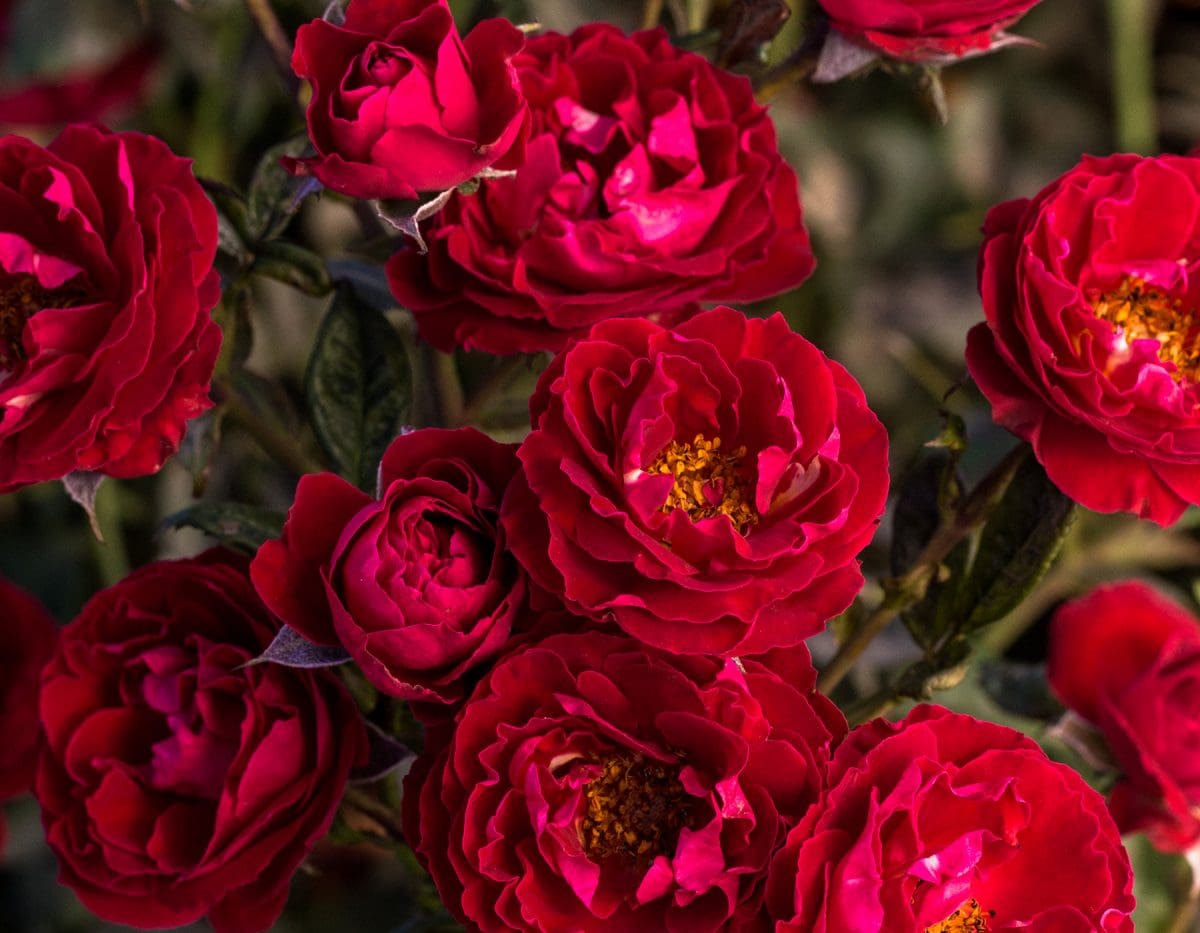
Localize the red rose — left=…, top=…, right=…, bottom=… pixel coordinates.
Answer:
left=289, top=0, right=528, bottom=201
left=404, top=632, right=845, bottom=932
left=387, top=25, right=815, bottom=355
left=0, top=125, right=220, bottom=491
left=0, top=0, right=157, bottom=126
left=1049, top=581, right=1200, bottom=851
left=766, top=706, right=1135, bottom=931
left=0, top=575, right=56, bottom=802
left=500, top=307, right=889, bottom=655
left=252, top=427, right=527, bottom=704
left=35, top=551, right=366, bottom=933
left=967, top=153, right=1200, bottom=525
left=816, top=0, right=1041, bottom=63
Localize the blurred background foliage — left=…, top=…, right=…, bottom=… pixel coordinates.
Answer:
left=3, top=0, right=1200, bottom=929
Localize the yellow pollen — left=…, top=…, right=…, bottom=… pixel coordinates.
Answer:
left=579, top=753, right=693, bottom=865
left=647, top=433, right=758, bottom=533
left=925, top=898, right=993, bottom=933
left=1091, top=275, right=1200, bottom=382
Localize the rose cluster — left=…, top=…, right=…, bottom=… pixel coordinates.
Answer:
left=1, top=0, right=1161, bottom=930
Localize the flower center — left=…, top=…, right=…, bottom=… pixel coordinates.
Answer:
left=647, top=433, right=758, bottom=533
left=580, top=753, right=693, bottom=865
left=1091, top=275, right=1200, bottom=382
left=926, top=899, right=993, bottom=933
left=0, top=274, right=79, bottom=370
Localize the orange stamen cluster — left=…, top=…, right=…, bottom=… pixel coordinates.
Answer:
left=647, top=433, right=758, bottom=533
left=926, top=898, right=993, bottom=933
left=1091, top=275, right=1200, bottom=382
left=580, top=753, right=692, bottom=865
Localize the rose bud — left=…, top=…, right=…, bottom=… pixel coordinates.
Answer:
left=387, top=24, right=816, bottom=355
left=35, top=551, right=366, bottom=933
left=251, top=427, right=527, bottom=705
left=967, top=153, right=1200, bottom=525
left=403, top=632, right=845, bottom=932
left=288, top=0, right=528, bottom=201
left=1049, top=581, right=1200, bottom=852
left=0, top=575, right=56, bottom=802
left=766, top=705, right=1135, bottom=931
left=501, top=306, right=889, bottom=656
left=816, top=0, right=1042, bottom=64
left=0, top=125, right=220, bottom=491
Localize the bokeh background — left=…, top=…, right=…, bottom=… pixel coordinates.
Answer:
left=2, top=0, right=1200, bottom=929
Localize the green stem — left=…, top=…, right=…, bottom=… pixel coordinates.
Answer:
left=89, top=482, right=130, bottom=587
left=214, top=377, right=325, bottom=476
left=754, top=15, right=829, bottom=101
left=642, top=0, right=664, bottom=30
left=417, top=345, right=466, bottom=427
left=1107, top=0, right=1157, bottom=153
left=460, top=355, right=532, bottom=425
left=243, top=0, right=302, bottom=100
left=817, top=443, right=1030, bottom=695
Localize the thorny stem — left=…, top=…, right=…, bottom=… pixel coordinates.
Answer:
left=214, top=376, right=325, bottom=476
left=816, top=443, right=1031, bottom=696
left=243, top=0, right=301, bottom=99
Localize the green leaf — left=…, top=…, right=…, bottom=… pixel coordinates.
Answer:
left=246, top=135, right=318, bottom=242
left=161, top=501, right=285, bottom=553
left=306, top=285, right=412, bottom=490
left=250, top=240, right=333, bottom=295
left=956, top=456, right=1077, bottom=632
left=891, top=450, right=969, bottom=650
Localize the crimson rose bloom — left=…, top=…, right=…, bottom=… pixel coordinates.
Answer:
left=387, top=25, right=815, bottom=355
left=501, top=307, right=889, bottom=655
left=0, top=125, right=220, bottom=491
left=1049, top=581, right=1200, bottom=852
left=766, top=706, right=1135, bottom=932
left=817, top=0, right=1041, bottom=63
left=404, top=632, right=845, bottom=932
left=289, top=0, right=527, bottom=200
left=968, top=153, right=1200, bottom=525
left=0, top=575, right=56, bottom=801
left=252, top=427, right=526, bottom=704
left=35, top=551, right=365, bottom=933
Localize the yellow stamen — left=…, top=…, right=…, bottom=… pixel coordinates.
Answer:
left=1091, top=275, right=1200, bottom=382
left=926, top=898, right=993, bottom=933
left=579, top=753, right=692, bottom=865
left=647, top=433, right=758, bottom=533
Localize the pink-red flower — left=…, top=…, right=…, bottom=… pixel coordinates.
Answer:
left=0, top=125, right=221, bottom=491
left=967, top=153, right=1200, bottom=525
left=1049, top=581, right=1200, bottom=852
left=817, top=0, right=1041, bottom=63
left=289, top=0, right=527, bottom=201
left=501, top=306, right=889, bottom=656
left=35, top=551, right=366, bottom=933
left=387, top=24, right=815, bottom=355
left=404, top=632, right=845, bottom=932
left=0, top=0, right=158, bottom=127
left=0, top=575, right=56, bottom=829
left=252, top=427, right=527, bottom=705
left=766, top=705, right=1135, bottom=931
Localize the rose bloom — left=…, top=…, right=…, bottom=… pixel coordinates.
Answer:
left=816, top=0, right=1042, bottom=63
left=289, top=0, right=527, bottom=200
left=404, top=632, right=845, bottom=932
left=0, top=574, right=56, bottom=855
left=1049, top=581, right=1200, bottom=852
left=252, top=427, right=527, bottom=705
left=0, top=125, right=220, bottom=491
left=766, top=706, right=1135, bottom=932
left=967, top=153, right=1200, bottom=525
left=501, top=307, right=889, bottom=656
left=387, top=25, right=815, bottom=355
left=0, top=0, right=157, bottom=126
left=35, top=551, right=366, bottom=933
